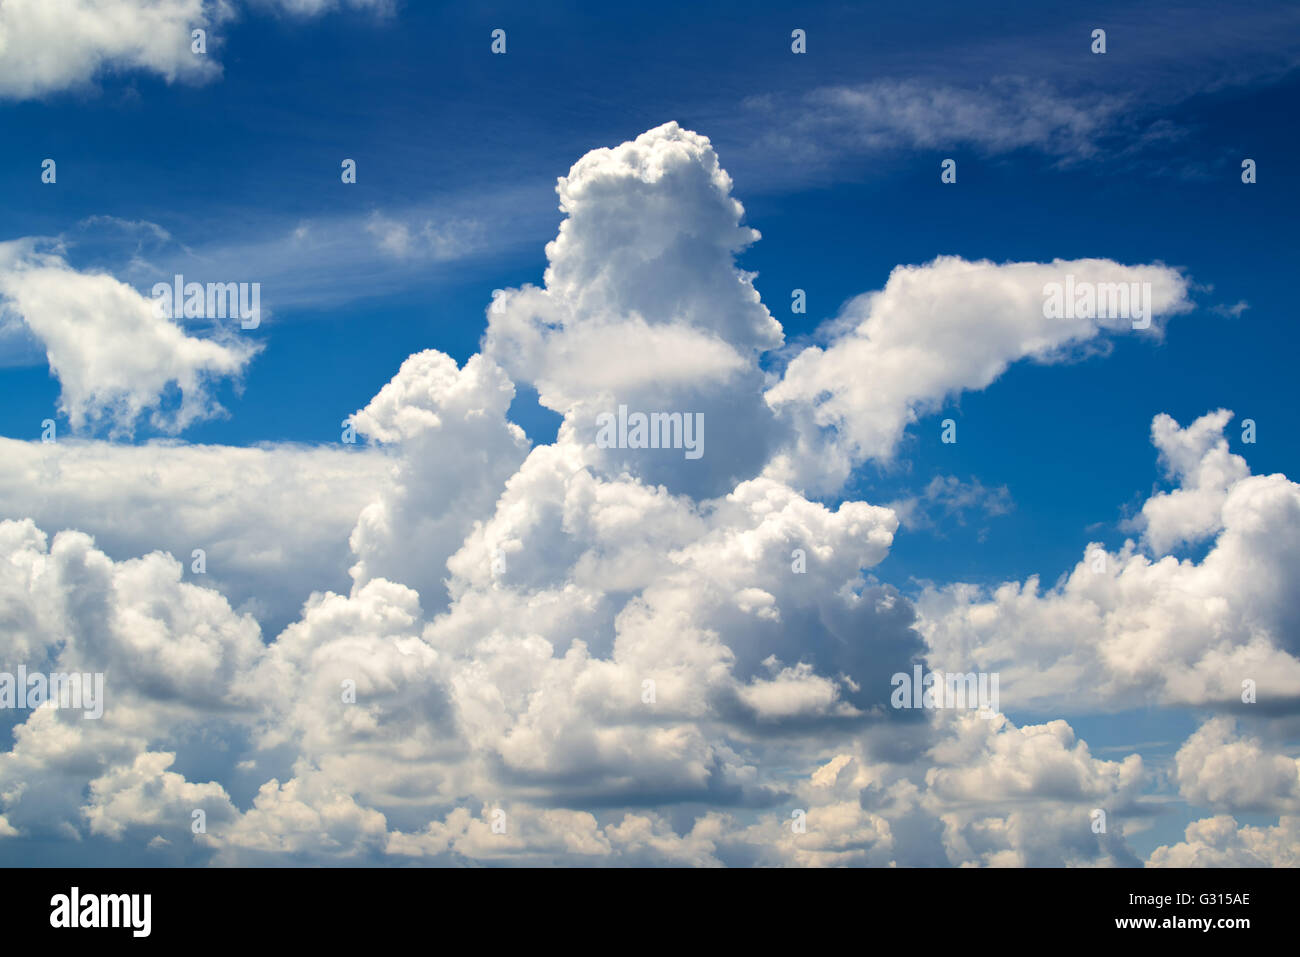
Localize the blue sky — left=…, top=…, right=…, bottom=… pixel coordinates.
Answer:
left=0, top=0, right=1297, bottom=866
left=5, top=1, right=1295, bottom=595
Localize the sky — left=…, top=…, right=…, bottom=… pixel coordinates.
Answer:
left=0, top=0, right=1297, bottom=866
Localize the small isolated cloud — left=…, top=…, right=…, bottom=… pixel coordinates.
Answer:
left=888, top=476, right=1014, bottom=534
left=1212, top=300, right=1250, bottom=318
left=0, top=240, right=259, bottom=436
left=251, top=0, right=392, bottom=16
left=766, top=256, right=1192, bottom=492
left=742, top=78, right=1132, bottom=180
left=365, top=212, right=482, bottom=261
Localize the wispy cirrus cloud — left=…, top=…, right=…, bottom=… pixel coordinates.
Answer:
left=746, top=78, right=1129, bottom=168
left=888, top=475, right=1014, bottom=534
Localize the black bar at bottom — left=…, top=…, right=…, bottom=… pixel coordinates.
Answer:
left=3, top=866, right=1279, bottom=943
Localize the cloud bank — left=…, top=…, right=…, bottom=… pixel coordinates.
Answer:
left=0, top=123, right=1292, bottom=867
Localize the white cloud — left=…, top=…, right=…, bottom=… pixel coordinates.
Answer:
left=0, top=0, right=221, bottom=100
left=0, top=519, right=264, bottom=839
left=920, top=713, right=1146, bottom=867
left=1136, top=409, right=1250, bottom=552
left=252, top=0, right=390, bottom=16
left=917, top=410, right=1300, bottom=712
left=0, top=520, right=264, bottom=712
left=0, top=437, right=389, bottom=630
left=1148, top=815, right=1300, bottom=867
left=701, top=711, right=1147, bottom=867
left=1174, top=717, right=1300, bottom=813
left=83, top=751, right=237, bottom=841
left=741, top=78, right=1130, bottom=177
left=207, top=774, right=390, bottom=861
left=0, top=0, right=391, bottom=100
left=0, top=123, right=1291, bottom=867
left=364, top=212, right=481, bottom=261
left=767, top=255, right=1192, bottom=492
left=887, top=475, right=1013, bottom=533
left=0, top=241, right=258, bottom=435
left=346, top=350, right=531, bottom=609
left=483, top=122, right=786, bottom=499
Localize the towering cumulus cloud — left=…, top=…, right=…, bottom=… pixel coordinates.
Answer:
left=0, top=124, right=1294, bottom=866
left=483, top=122, right=786, bottom=498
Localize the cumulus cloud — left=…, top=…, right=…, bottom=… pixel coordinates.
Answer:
left=0, top=520, right=263, bottom=712
left=0, top=519, right=263, bottom=841
left=767, top=256, right=1192, bottom=492
left=1, top=122, right=1290, bottom=867
left=0, top=0, right=221, bottom=100
left=0, top=437, right=388, bottom=631
left=690, top=711, right=1147, bottom=868
left=0, top=241, right=258, bottom=435
left=483, top=122, right=786, bottom=499
left=1173, top=717, right=1300, bottom=813
left=346, top=350, right=531, bottom=609
left=1136, top=408, right=1250, bottom=552
left=378, top=711, right=1146, bottom=867
left=920, top=713, right=1146, bottom=867
left=918, top=410, right=1300, bottom=713
left=83, top=751, right=238, bottom=842
left=0, top=0, right=389, bottom=100
left=1148, top=815, right=1300, bottom=867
